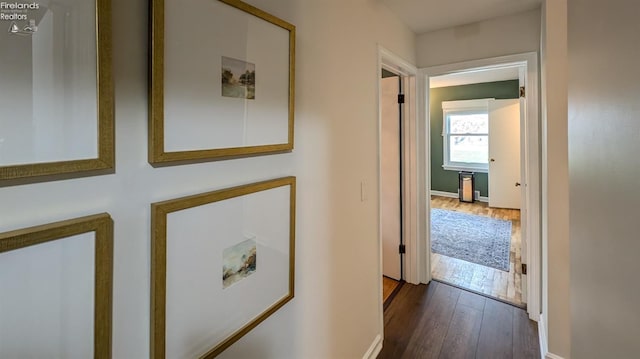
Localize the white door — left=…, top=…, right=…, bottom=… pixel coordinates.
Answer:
left=488, top=99, right=521, bottom=209
left=381, top=76, right=401, bottom=280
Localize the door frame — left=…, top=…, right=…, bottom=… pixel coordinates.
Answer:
left=419, top=52, right=541, bottom=321
left=376, top=45, right=421, bottom=332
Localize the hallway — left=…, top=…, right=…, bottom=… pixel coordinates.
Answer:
left=378, top=281, right=539, bottom=358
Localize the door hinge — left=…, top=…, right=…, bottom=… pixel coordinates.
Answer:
left=397, top=94, right=405, bottom=104
left=522, top=263, right=527, bottom=275
left=399, top=244, right=406, bottom=254
left=519, top=86, right=526, bottom=98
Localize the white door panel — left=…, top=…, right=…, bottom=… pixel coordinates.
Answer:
left=381, top=77, right=401, bottom=280
left=489, top=99, right=521, bottom=209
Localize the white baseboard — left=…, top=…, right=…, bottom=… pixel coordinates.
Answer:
left=430, top=190, right=489, bottom=203
left=362, top=334, right=383, bottom=359
left=430, top=190, right=458, bottom=198
left=538, top=316, right=548, bottom=359
left=538, top=316, right=566, bottom=359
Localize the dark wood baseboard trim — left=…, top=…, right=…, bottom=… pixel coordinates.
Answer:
left=383, top=279, right=405, bottom=310
left=432, top=278, right=527, bottom=310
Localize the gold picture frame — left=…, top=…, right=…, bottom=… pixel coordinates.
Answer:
left=0, top=0, right=114, bottom=184
left=150, top=177, right=296, bottom=359
left=0, top=213, right=114, bottom=358
left=148, top=0, right=296, bottom=166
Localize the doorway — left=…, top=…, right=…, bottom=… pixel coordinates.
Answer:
left=381, top=69, right=403, bottom=303
left=428, top=71, right=525, bottom=306
left=380, top=68, right=404, bottom=284
left=420, top=53, right=541, bottom=319
left=377, top=47, right=420, bottom=314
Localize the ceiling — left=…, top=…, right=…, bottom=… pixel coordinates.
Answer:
left=430, top=66, right=520, bottom=88
left=380, top=0, right=541, bottom=34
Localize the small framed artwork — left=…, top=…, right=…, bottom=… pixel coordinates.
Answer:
left=149, top=0, right=296, bottom=164
left=0, top=0, right=114, bottom=183
left=151, top=176, right=296, bottom=358
left=0, top=213, right=113, bottom=358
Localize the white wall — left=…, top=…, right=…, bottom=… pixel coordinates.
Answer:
left=416, top=8, right=540, bottom=68
left=0, top=0, right=415, bottom=358
left=540, top=1, right=571, bottom=357
left=568, top=0, right=640, bottom=357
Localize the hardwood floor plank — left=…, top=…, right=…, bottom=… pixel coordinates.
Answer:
left=457, top=289, right=486, bottom=311
left=438, top=292, right=485, bottom=359
left=379, top=281, right=539, bottom=359
left=456, top=261, right=475, bottom=288
left=476, top=299, right=514, bottom=359
left=401, top=283, right=461, bottom=358
left=512, top=308, right=540, bottom=359
left=383, top=276, right=399, bottom=302
left=468, top=264, right=490, bottom=293
left=379, top=283, right=438, bottom=359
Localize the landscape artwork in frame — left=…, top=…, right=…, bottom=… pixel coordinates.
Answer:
left=151, top=176, right=296, bottom=358
left=221, top=56, right=256, bottom=100
left=222, top=238, right=257, bottom=288
left=149, top=0, right=296, bottom=164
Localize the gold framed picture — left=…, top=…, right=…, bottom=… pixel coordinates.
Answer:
left=0, top=0, right=114, bottom=184
left=151, top=177, right=296, bottom=358
left=149, top=0, right=296, bottom=164
left=0, top=213, right=113, bottom=358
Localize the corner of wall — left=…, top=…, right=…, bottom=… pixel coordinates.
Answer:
left=540, top=0, right=570, bottom=358
left=538, top=316, right=568, bottom=359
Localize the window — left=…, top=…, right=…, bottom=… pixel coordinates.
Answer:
left=441, top=99, right=490, bottom=172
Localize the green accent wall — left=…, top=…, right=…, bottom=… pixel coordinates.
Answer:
left=430, top=80, right=519, bottom=197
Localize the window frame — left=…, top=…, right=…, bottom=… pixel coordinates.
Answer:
left=441, top=99, right=492, bottom=173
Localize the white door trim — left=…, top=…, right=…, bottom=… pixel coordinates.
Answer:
left=419, top=52, right=541, bottom=321
left=377, top=45, right=421, bottom=338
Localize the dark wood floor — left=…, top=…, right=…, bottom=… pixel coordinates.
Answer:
left=378, top=281, right=539, bottom=359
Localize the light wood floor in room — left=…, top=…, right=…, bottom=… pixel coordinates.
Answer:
left=431, top=196, right=523, bottom=307
left=383, top=276, right=400, bottom=302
